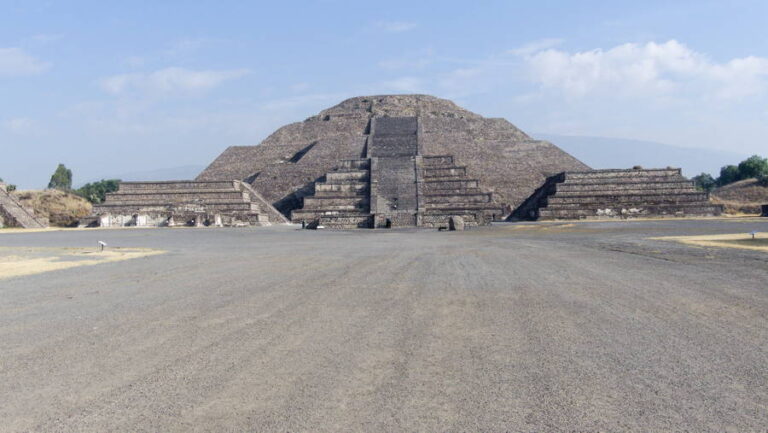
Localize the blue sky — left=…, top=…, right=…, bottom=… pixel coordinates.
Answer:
left=1, top=0, right=767, bottom=189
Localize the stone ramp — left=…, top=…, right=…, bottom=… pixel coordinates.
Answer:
left=0, top=184, right=48, bottom=228
left=369, top=117, right=419, bottom=227
left=87, top=180, right=280, bottom=227
left=515, top=168, right=723, bottom=220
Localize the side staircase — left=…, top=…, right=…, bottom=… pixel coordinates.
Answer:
left=0, top=184, right=48, bottom=228
left=89, top=180, right=284, bottom=227
left=290, top=159, right=373, bottom=228
left=419, top=156, right=501, bottom=227
left=515, top=168, right=723, bottom=220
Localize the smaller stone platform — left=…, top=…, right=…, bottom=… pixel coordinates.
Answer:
left=85, top=180, right=287, bottom=227
left=515, top=168, right=723, bottom=220
left=0, top=183, right=48, bottom=228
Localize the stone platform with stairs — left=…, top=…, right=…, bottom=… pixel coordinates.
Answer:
left=514, top=168, right=723, bottom=220
left=290, top=116, right=503, bottom=229
left=0, top=183, right=48, bottom=228
left=86, top=180, right=288, bottom=227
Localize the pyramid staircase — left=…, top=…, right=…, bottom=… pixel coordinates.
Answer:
left=289, top=155, right=501, bottom=229
left=418, top=155, right=500, bottom=227
left=290, top=159, right=373, bottom=228
left=0, top=184, right=48, bottom=228
left=89, top=180, right=286, bottom=227
left=290, top=116, right=503, bottom=229
left=515, top=168, right=723, bottom=220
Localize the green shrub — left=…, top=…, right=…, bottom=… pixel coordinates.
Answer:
left=75, top=179, right=120, bottom=204
left=692, top=173, right=716, bottom=191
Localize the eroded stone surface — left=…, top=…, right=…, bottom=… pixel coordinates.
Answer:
left=197, top=95, right=590, bottom=217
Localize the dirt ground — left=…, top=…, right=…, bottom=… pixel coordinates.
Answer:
left=0, top=219, right=766, bottom=432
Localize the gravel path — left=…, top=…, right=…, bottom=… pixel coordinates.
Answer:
left=0, top=220, right=766, bottom=432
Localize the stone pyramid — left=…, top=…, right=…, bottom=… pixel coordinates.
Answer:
left=197, top=94, right=589, bottom=225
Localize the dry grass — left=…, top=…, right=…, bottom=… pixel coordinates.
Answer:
left=13, top=189, right=92, bottom=227
left=0, top=247, right=165, bottom=279
left=711, top=178, right=768, bottom=215
left=653, top=233, right=768, bottom=252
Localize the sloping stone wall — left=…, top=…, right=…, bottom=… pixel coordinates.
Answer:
left=196, top=95, right=589, bottom=218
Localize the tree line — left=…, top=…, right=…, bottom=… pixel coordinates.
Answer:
left=45, top=163, right=121, bottom=203
left=692, top=155, right=768, bottom=192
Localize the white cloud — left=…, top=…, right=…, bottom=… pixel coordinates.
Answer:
left=376, top=21, right=417, bottom=33
left=124, top=56, right=145, bottom=68
left=0, top=47, right=49, bottom=76
left=508, top=38, right=564, bottom=56
left=29, top=33, right=64, bottom=44
left=2, top=117, right=38, bottom=134
left=382, top=76, right=423, bottom=93
left=520, top=40, right=768, bottom=100
left=99, top=67, right=250, bottom=95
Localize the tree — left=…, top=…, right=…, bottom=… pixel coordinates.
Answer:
left=75, top=179, right=121, bottom=204
left=692, top=173, right=716, bottom=191
left=737, top=155, right=768, bottom=180
left=0, top=177, right=16, bottom=192
left=718, top=165, right=740, bottom=186
left=48, top=164, right=73, bottom=190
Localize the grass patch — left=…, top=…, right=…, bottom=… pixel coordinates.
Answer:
left=653, top=233, right=768, bottom=252
left=0, top=247, right=165, bottom=279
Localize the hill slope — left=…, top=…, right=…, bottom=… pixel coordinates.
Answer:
left=13, top=190, right=92, bottom=227
left=710, top=179, right=768, bottom=215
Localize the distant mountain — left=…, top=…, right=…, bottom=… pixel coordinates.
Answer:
left=80, top=165, right=205, bottom=187
left=536, top=134, right=748, bottom=178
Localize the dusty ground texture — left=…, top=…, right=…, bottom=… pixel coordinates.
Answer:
left=0, top=219, right=766, bottom=432
left=0, top=246, right=165, bottom=280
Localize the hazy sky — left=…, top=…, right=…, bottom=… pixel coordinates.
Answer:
left=1, top=0, right=767, bottom=189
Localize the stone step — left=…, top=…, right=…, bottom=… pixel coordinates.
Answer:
left=106, top=191, right=246, bottom=201
left=538, top=204, right=724, bottom=219
left=326, top=171, right=369, bottom=182
left=422, top=193, right=492, bottom=204
left=118, top=181, right=235, bottom=192
left=420, top=213, right=480, bottom=228
left=302, top=196, right=369, bottom=208
left=314, top=182, right=368, bottom=193
left=423, top=166, right=467, bottom=178
left=421, top=155, right=454, bottom=166
left=422, top=175, right=472, bottom=183
left=370, top=136, right=418, bottom=157
left=423, top=179, right=479, bottom=190
left=423, top=187, right=483, bottom=195
left=110, top=188, right=239, bottom=195
left=291, top=209, right=370, bottom=220
left=545, top=192, right=709, bottom=206
left=422, top=202, right=501, bottom=211
left=101, top=196, right=251, bottom=205
left=563, top=169, right=682, bottom=180
left=95, top=202, right=257, bottom=212
left=318, top=214, right=373, bottom=229
left=560, top=176, right=688, bottom=186
left=557, top=179, right=693, bottom=190
left=313, top=189, right=369, bottom=198
left=338, top=159, right=371, bottom=170
left=552, top=187, right=699, bottom=197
